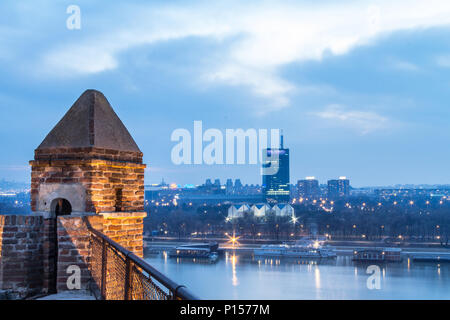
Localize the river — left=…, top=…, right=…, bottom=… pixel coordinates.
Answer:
left=144, top=251, right=450, bottom=299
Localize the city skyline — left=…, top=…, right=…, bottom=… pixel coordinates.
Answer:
left=2, top=1, right=450, bottom=187
left=1, top=1, right=450, bottom=304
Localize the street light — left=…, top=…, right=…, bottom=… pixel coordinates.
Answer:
left=226, top=232, right=240, bottom=248
left=291, top=215, right=298, bottom=224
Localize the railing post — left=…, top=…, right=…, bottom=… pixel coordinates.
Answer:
left=173, top=285, right=185, bottom=300
left=101, top=238, right=107, bottom=299
left=124, top=257, right=133, bottom=300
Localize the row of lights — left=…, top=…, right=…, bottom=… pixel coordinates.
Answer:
left=150, top=198, right=446, bottom=208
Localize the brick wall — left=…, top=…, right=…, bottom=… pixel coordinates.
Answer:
left=41, top=217, right=56, bottom=293
left=100, top=212, right=146, bottom=257
left=0, top=212, right=147, bottom=298
left=0, top=214, right=107, bottom=297
left=0, top=215, right=45, bottom=298
left=56, top=215, right=103, bottom=292
left=2, top=145, right=147, bottom=297
left=30, top=148, right=145, bottom=213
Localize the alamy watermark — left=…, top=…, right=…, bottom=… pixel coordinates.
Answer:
left=66, top=5, right=81, bottom=30
left=171, top=121, right=282, bottom=175
left=366, top=265, right=381, bottom=290
left=66, top=265, right=81, bottom=290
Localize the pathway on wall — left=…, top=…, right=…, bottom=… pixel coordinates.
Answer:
left=37, top=291, right=96, bottom=300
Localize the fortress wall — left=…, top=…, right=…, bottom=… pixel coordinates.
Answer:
left=56, top=215, right=103, bottom=292
left=100, top=212, right=146, bottom=257
left=0, top=215, right=45, bottom=298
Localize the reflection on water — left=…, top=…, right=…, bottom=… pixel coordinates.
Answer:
left=228, top=253, right=239, bottom=287
left=314, top=265, right=322, bottom=300
left=145, top=251, right=450, bottom=300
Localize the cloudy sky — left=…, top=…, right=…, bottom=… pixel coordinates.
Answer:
left=1, top=0, right=450, bottom=187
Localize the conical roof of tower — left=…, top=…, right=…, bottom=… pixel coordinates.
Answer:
left=37, top=89, right=141, bottom=153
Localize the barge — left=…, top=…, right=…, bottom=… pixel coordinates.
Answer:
left=353, top=247, right=402, bottom=262
left=168, top=242, right=219, bottom=262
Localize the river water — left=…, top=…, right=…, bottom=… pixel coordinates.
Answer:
left=144, top=251, right=450, bottom=299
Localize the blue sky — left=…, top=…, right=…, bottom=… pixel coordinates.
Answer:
left=1, top=0, right=450, bottom=187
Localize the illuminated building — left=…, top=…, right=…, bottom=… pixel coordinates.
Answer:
left=327, top=177, right=350, bottom=198
left=272, top=203, right=294, bottom=217
left=262, top=133, right=290, bottom=203
left=251, top=203, right=271, bottom=217
left=297, top=177, right=320, bottom=198
left=227, top=203, right=251, bottom=219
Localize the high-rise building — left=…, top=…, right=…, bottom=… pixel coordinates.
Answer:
left=226, top=179, right=233, bottom=194
left=297, top=177, right=320, bottom=198
left=262, top=133, right=290, bottom=203
left=234, top=179, right=243, bottom=193
left=327, top=177, right=350, bottom=198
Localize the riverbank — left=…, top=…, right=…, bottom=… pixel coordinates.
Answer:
left=144, top=238, right=450, bottom=258
left=145, top=236, right=450, bottom=250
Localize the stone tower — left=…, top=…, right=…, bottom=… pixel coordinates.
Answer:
left=30, top=89, right=145, bottom=215
left=27, top=89, right=146, bottom=292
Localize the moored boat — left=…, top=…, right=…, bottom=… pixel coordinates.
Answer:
left=412, top=254, right=450, bottom=263
left=254, top=240, right=336, bottom=259
left=168, top=242, right=219, bottom=262
left=353, top=247, right=402, bottom=262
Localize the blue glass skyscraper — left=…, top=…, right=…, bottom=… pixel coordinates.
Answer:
left=262, top=134, right=290, bottom=203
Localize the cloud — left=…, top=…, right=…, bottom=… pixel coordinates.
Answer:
left=435, top=54, right=450, bottom=67
left=389, top=59, right=421, bottom=72
left=43, top=45, right=118, bottom=75
left=202, top=63, right=294, bottom=109
left=312, top=104, right=388, bottom=134
left=13, top=0, right=450, bottom=109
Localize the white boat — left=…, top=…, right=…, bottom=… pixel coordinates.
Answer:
left=254, top=240, right=336, bottom=259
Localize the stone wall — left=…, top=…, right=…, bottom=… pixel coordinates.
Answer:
left=0, top=215, right=45, bottom=298
left=30, top=148, right=145, bottom=213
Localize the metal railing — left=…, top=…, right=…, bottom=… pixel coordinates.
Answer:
left=88, top=227, right=198, bottom=300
